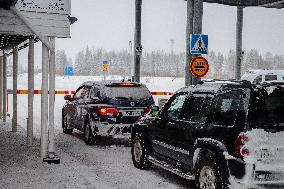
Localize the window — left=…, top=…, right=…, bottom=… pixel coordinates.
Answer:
left=192, top=96, right=213, bottom=122
left=253, top=75, right=262, bottom=83
left=90, top=87, right=100, bottom=99
left=250, top=87, right=284, bottom=128
left=181, top=95, right=213, bottom=123
left=82, top=87, right=90, bottom=99
left=74, top=87, right=89, bottom=99
left=212, top=91, right=241, bottom=126
left=74, top=87, right=84, bottom=99
left=164, top=94, right=187, bottom=119
left=104, top=86, right=152, bottom=100
left=265, top=75, right=277, bottom=81
left=181, top=95, right=205, bottom=121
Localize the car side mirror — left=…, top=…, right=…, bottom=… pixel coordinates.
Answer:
left=150, top=105, right=159, bottom=117
left=64, top=95, right=73, bottom=101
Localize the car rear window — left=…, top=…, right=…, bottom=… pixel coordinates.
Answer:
left=250, top=87, right=284, bottom=128
left=265, top=75, right=277, bottom=81
left=103, top=86, right=152, bottom=100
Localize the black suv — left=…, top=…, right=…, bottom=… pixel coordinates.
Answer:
left=131, top=80, right=284, bottom=188
left=62, top=80, right=154, bottom=144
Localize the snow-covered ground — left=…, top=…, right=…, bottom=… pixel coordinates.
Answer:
left=2, top=75, right=195, bottom=189
left=0, top=122, right=194, bottom=189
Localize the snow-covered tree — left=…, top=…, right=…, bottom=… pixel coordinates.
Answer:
left=55, top=50, right=68, bottom=75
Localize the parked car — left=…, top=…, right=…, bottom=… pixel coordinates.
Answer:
left=62, top=80, right=154, bottom=144
left=131, top=80, right=284, bottom=188
left=242, top=69, right=284, bottom=83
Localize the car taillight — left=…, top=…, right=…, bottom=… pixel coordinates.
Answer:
left=235, top=132, right=250, bottom=157
left=144, top=106, right=151, bottom=114
left=97, top=107, right=119, bottom=117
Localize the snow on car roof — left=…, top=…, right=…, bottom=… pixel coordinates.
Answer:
left=80, top=80, right=145, bottom=88
left=177, top=80, right=245, bottom=93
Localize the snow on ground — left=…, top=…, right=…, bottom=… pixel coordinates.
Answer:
left=0, top=122, right=194, bottom=189
left=2, top=75, right=195, bottom=189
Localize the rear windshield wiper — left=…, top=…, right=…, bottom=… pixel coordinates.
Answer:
left=114, top=97, right=132, bottom=100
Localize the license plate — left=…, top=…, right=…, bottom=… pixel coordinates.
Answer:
left=257, top=148, right=284, bottom=162
left=121, top=111, right=141, bottom=116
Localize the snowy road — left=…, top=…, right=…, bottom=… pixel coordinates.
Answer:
left=0, top=122, right=195, bottom=189
left=55, top=130, right=195, bottom=189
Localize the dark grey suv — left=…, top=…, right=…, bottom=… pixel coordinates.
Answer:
left=131, top=80, right=284, bottom=188
left=62, top=80, right=154, bottom=144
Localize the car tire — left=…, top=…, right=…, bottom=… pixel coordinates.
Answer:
left=62, top=114, right=73, bottom=134
left=195, top=156, right=229, bottom=189
left=84, top=121, right=96, bottom=145
left=131, top=134, right=152, bottom=169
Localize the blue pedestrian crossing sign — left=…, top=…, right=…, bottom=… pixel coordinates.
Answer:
left=64, top=66, right=74, bottom=76
left=190, top=34, right=208, bottom=55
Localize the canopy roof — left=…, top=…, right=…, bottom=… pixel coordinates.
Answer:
left=186, top=0, right=284, bottom=8
left=0, top=34, right=29, bottom=51
left=0, top=0, right=74, bottom=52
left=0, top=0, right=16, bottom=9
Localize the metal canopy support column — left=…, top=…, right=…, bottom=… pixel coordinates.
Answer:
left=41, top=36, right=49, bottom=160
left=44, top=37, right=60, bottom=164
left=235, top=7, right=243, bottom=80
left=3, top=53, right=7, bottom=122
left=185, top=0, right=194, bottom=86
left=0, top=55, right=3, bottom=119
left=12, top=46, right=18, bottom=132
left=192, top=0, right=204, bottom=85
left=27, top=38, right=34, bottom=146
left=48, top=37, right=56, bottom=157
left=134, top=0, right=142, bottom=83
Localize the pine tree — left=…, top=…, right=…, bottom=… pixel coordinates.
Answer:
left=55, top=50, right=68, bottom=75
left=74, top=50, right=84, bottom=75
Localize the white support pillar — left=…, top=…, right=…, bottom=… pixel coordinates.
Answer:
left=41, top=37, right=49, bottom=160
left=0, top=55, right=3, bottom=119
left=12, top=46, right=18, bottom=132
left=134, top=0, right=142, bottom=83
left=48, top=37, right=55, bottom=156
left=235, top=7, right=244, bottom=80
left=3, top=53, right=7, bottom=122
left=192, top=0, right=203, bottom=85
left=27, top=38, right=34, bottom=146
left=185, top=0, right=194, bottom=86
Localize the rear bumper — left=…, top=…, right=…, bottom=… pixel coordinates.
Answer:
left=225, top=153, right=284, bottom=187
left=92, top=121, right=132, bottom=137
left=250, top=165, right=284, bottom=186
left=229, top=161, right=284, bottom=187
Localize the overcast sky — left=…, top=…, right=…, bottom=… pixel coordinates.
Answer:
left=18, top=0, right=284, bottom=67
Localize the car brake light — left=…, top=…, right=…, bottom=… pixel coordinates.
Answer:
left=97, top=107, right=119, bottom=117
left=235, top=132, right=250, bottom=157
left=144, top=106, right=151, bottom=114
left=119, top=83, right=135, bottom=87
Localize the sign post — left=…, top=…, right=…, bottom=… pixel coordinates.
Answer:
left=102, top=60, right=108, bottom=80
left=190, top=34, right=208, bottom=55
left=64, top=66, right=74, bottom=77
left=190, top=56, right=209, bottom=78
left=189, top=34, right=209, bottom=83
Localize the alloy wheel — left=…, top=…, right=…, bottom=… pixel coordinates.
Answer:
left=133, top=139, right=143, bottom=163
left=199, top=165, right=216, bottom=189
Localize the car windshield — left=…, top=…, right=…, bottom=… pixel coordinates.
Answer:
left=251, top=87, right=284, bottom=128
left=104, top=86, right=152, bottom=100
left=241, top=74, right=258, bottom=82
